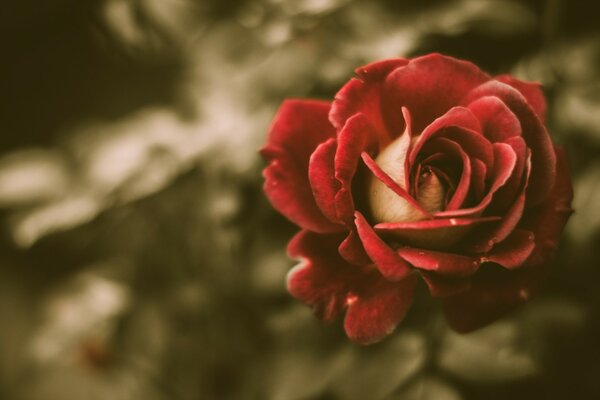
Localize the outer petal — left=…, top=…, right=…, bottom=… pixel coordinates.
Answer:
left=287, top=231, right=354, bottom=322
left=262, top=100, right=341, bottom=233
left=397, top=247, right=480, bottom=277
left=442, top=264, right=545, bottom=333
left=463, top=80, right=556, bottom=206
left=310, top=113, right=384, bottom=228
left=338, top=230, right=372, bottom=266
left=330, top=59, right=409, bottom=145
left=334, top=113, right=378, bottom=223
left=520, top=146, right=574, bottom=267
left=344, top=272, right=417, bottom=345
left=495, top=75, right=547, bottom=122
left=467, top=96, right=522, bottom=143
left=483, top=229, right=536, bottom=269
left=442, top=149, right=572, bottom=333
left=384, top=53, right=490, bottom=133
left=287, top=230, right=418, bottom=345
left=355, top=58, right=410, bottom=81
left=421, top=272, right=472, bottom=298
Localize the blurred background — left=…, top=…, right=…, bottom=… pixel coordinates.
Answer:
left=0, top=0, right=599, bottom=399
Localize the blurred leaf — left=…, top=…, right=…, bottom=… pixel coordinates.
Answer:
left=267, top=346, right=351, bottom=400
left=0, top=150, right=70, bottom=208
left=21, top=361, right=166, bottom=400
left=331, top=332, right=426, bottom=400
left=432, top=0, right=536, bottom=36
left=5, top=108, right=215, bottom=247
left=517, top=297, right=587, bottom=363
left=10, top=193, right=102, bottom=248
left=265, top=304, right=348, bottom=400
left=567, top=162, right=600, bottom=246
left=389, top=376, right=462, bottom=400
left=437, top=321, right=537, bottom=383
left=73, top=109, right=200, bottom=197
left=520, top=298, right=586, bottom=330
left=557, top=36, right=600, bottom=84
left=556, top=86, right=600, bottom=143
left=249, top=249, right=290, bottom=294
left=100, top=0, right=199, bottom=55
left=281, top=0, right=350, bottom=16
left=27, top=267, right=130, bottom=366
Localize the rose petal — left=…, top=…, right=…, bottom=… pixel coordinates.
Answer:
left=467, top=96, right=522, bottom=143
left=495, top=75, right=547, bottom=122
left=330, top=59, right=409, bottom=145
left=442, top=151, right=572, bottom=333
left=428, top=165, right=456, bottom=203
left=421, top=272, right=472, bottom=298
left=354, top=211, right=412, bottom=281
left=344, top=272, right=418, bottom=345
left=415, top=168, right=445, bottom=213
left=397, top=247, right=481, bottom=277
left=408, top=107, right=486, bottom=168
left=421, top=138, right=472, bottom=211
left=467, top=151, right=531, bottom=253
left=308, top=138, right=341, bottom=224
left=384, top=53, right=490, bottom=133
left=363, top=151, right=432, bottom=222
left=339, top=230, right=372, bottom=266
left=470, top=159, right=487, bottom=203
left=286, top=231, right=355, bottom=321
left=288, top=230, right=419, bottom=345
left=369, top=127, right=411, bottom=191
left=469, top=191, right=526, bottom=254
left=355, top=58, right=410, bottom=81
left=463, top=80, right=555, bottom=206
left=262, top=100, right=341, bottom=233
left=438, top=127, right=495, bottom=169
left=483, top=229, right=535, bottom=269
left=520, top=146, right=574, bottom=267
left=444, top=148, right=573, bottom=332
left=335, top=113, right=375, bottom=183
left=435, top=142, right=517, bottom=218
left=400, top=106, right=416, bottom=189
left=375, top=216, right=500, bottom=251
left=487, top=136, right=528, bottom=212
left=442, top=264, right=546, bottom=333
left=333, top=113, right=378, bottom=223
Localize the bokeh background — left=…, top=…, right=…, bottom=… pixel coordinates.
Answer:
left=1, top=0, right=599, bottom=399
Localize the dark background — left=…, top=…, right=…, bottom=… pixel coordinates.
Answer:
left=0, top=0, right=599, bottom=399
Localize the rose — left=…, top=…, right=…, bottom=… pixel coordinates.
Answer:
left=261, top=54, right=573, bottom=344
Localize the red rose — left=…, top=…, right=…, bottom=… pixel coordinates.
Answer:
left=261, top=53, right=573, bottom=344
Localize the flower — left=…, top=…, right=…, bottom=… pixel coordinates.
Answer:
left=260, top=53, right=573, bottom=345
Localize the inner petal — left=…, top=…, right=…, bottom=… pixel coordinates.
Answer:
left=415, top=167, right=445, bottom=213
left=415, top=137, right=471, bottom=211
left=366, top=129, right=442, bottom=224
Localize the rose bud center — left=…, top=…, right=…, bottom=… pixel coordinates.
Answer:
left=366, top=129, right=474, bottom=250
left=367, top=132, right=445, bottom=224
